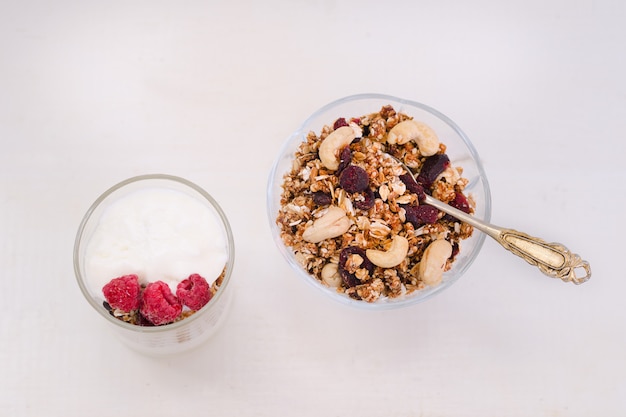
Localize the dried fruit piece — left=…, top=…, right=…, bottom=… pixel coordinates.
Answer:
left=312, top=191, right=332, bottom=206
left=399, top=173, right=426, bottom=202
left=339, top=246, right=374, bottom=287
left=102, top=274, right=141, bottom=312
left=443, top=192, right=472, bottom=222
left=176, top=274, right=212, bottom=311
left=361, top=124, right=370, bottom=137
left=451, top=242, right=460, bottom=259
left=103, top=301, right=113, bottom=313
left=136, top=312, right=155, bottom=327
left=339, top=165, right=369, bottom=193
left=354, top=187, right=375, bottom=210
left=337, top=145, right=352, bottom=174
left=140, top=281, right=182, bottom=325
left=333, top=117, right=349, bottom=130
left=404, top=204, right=439, bottom=228
left=450, top=192, right=471, bottom=213
left=416, top=154, right=450, bottom=188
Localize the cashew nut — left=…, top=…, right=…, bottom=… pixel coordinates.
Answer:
left=387, top=120, right=440, bottom=156
left=366, top=235, right=409, bottom=268
left=321, top=262, right=342, bottom=287
left=302, top=206, right=351, bottom=243
left=318, top=126, right=355, bottom=170
left=418, top=239, right=453, bottom=286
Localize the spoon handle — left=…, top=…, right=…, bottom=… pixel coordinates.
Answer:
left=494, top=228, right=591, bottom=284
left=423, top=195, right=591, bottom=284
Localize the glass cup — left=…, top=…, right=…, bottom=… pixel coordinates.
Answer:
left=74, top=174, right=235, bottom=354
left=267, top=93, right=491, bottom=309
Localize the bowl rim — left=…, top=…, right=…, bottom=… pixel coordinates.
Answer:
left=267, top=93, right=492, bottom=309
left=73, top=173, right=236, bottom=332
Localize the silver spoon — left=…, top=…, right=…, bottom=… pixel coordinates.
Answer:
left=392, top=155, right=591, bottom=284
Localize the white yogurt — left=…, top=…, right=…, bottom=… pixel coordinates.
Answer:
left=85, top=187, right=228, bottom=294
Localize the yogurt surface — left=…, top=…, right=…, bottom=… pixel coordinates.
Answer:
left=85, top=187, right=228, bottom=294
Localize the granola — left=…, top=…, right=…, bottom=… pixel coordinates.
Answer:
left=276, top=105, right=475, bottom=302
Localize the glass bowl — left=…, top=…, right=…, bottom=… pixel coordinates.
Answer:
left=74, top=174, right=235, bottom=354
left=266, top=93, right=491, bottom=309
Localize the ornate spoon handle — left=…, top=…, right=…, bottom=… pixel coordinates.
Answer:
left=494, top=228, right=591, bottom=284
left=423, top=195, right=591, bottom=284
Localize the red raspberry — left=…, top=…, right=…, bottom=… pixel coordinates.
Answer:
left=102, top=274, right=141, bottom=312
left=176, top=274, right=212, bottom=311
left=140, top=281, right=182, bottom=325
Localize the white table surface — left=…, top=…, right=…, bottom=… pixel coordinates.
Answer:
left=1, top=1, right=624, bottom=415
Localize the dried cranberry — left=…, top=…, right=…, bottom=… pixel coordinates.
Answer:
left=404, top=204, right=439, bottom=228
left=333, top=118, right=349, bottom=130
left=103, top=301, right=113, bottom=314
left=416, top=154, right=450, bottom=188
left=450, top=192, right=471, bottom=213
left=399, top=173, right=426, bottom=202
left=312, top=191, right=332, bottom=206
left=443, top=192, right=471, bottom=222
left=337, top=145, right=352, bottom=174
left=451, top=242, right=460, bottom=259
left=339, top=165, right=369, bottom=193
left=136, top=312, right=156, bottom=327
left=339, top=246, right=374, bottom=287
left=354, top=187, right=375, bottom=210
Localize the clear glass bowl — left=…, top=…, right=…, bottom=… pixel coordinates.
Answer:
left=267, top=93, right=492, bottom=309
left=74, top=174, right=235, bottom=354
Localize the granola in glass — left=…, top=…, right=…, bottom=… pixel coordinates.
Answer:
left=276, top=105, right=475, bottom=302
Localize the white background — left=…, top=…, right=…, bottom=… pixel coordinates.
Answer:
left=1, top=0, right=624, bottom=416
